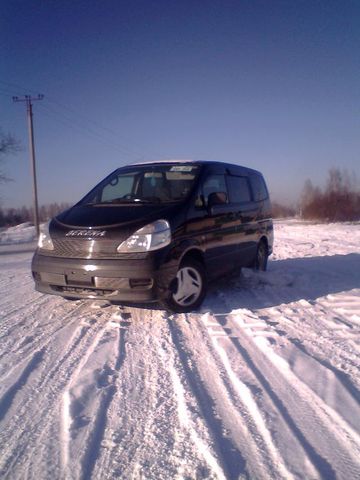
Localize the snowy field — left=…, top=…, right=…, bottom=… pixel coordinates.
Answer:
left=0, top=220, right=359, bottom=480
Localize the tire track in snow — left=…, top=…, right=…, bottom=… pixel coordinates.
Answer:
left=213, top=310, right=336, bottom=480
left=61, top=309, right=130, bottom=480
left=0, top=348, right=45, bottom=422
left=93, top=308, right=232, bottom=479
left=0, top=294, right=51, bottom=341
left=320, top=292, right=360, bottom=342
left=253, top=333, right=360, bottom=473
left=175, top=312, right=299, bottom=480
left=0, top=306, right=113, bottom=478
left=61, top=322, right=110, bottom=477
left=166, top=316, right=245, bottom=480
left=199, top=312, right=295, bottom=480
left=92, top=308, right=209, bottom=480
left=0, top=322, right=95, bottom=476
left=94, top=309, right=196, bottom=479
left=80, top=312, right=130, bottom=480
left=248, top=304, right=360, bottom=435
left=233, top=274, right=360, bottom=377
left=0, top=301, right=89, bottom=383
left=0, top=293, right=50, bottom=330
left=99, top=316, right=151, bottom=477
left=260, top=299, right=360, bottom=393
left=288, top=337, right=360, bottom=406
left=227, top=309, right=360, bottom=479
left=160, top=345, right=227, bottom=480
left=0, top=302, right=91, bottom=414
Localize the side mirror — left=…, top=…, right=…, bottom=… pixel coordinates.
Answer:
left=208, top=191, right=227, bottom=210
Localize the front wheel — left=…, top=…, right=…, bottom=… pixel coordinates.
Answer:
left=254, top=240, right=268, bottom=271
left=162, top=259, right=206, bottom=313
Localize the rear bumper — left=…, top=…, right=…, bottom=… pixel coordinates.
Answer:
left=31, top=251, right=177, bottom=304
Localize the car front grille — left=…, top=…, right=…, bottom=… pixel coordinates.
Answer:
left=42, top=238, right=146, bottom=260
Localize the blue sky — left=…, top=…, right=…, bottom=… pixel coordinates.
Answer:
left=1, top=0, right=359, bottom=209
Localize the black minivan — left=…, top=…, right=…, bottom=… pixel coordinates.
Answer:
left=32, top=160, right=273, bottom=312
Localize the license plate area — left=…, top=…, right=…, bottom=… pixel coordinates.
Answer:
left=66, top=270, right=94, bottom=286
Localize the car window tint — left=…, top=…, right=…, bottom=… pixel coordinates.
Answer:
left=202, top=174, right=227, bottom=205
left=227, top=175, right=252, bottom=203
left=101, top=175, right=134, bottom=202
left=80, top=164, right=201, bottom=205
left=250, top=174, right=268, bottom=201
left=141, top=174, right=171, bottom=201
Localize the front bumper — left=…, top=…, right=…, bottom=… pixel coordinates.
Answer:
left=31, top=250, right=177, bottom=304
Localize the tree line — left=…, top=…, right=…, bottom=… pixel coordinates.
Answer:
left=0, top=203, right=71, bottom=227
left=300, top=168, right=360, bottom=222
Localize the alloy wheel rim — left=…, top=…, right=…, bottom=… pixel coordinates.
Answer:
left=173, top=266, right=202, bottom=306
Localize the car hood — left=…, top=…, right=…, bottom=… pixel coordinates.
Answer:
left=54, top=202, right=184, bottom=230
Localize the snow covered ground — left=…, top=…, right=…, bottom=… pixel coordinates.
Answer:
left=0, top=220, right=359, bottom=479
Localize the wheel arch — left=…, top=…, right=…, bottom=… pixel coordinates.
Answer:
left=179, top=247, right=205, bottom=268
left=259, top=235, right=269, bottom=252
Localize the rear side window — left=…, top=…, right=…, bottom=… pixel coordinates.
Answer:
left=250, top=174, right=268, bottom=201
left=227, top=175, right=252, bottom=203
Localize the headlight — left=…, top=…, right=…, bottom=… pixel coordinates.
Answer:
left=117, top=219, right=171, bottom=253
left=38, top=221, right=54, bottom=250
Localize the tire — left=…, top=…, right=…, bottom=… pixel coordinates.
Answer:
left=162, top=259, right=206, bottom=313
left=254, top=240, right=268, bottom=271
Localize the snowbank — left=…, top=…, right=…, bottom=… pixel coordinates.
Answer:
left=0, top=222, right=36, bottom=245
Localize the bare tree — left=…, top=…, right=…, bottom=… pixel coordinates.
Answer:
left=300, top=168, right=360, bottom=221
left=0, top=129, right=21, bottom=183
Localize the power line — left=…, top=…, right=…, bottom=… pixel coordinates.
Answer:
left=47, top=98, right=149, bottom=155
left=0, top=79, right=165, bottom=159
left=43, top=97, right=165, bottom=159
left=37, top=102, right=145, bottom=160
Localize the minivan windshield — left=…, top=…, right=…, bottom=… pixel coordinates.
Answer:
left=80, top=164, right=201, bottom=205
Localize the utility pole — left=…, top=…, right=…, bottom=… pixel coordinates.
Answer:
left=13, top=94, right=44, bottom=238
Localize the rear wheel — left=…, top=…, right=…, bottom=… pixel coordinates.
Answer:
left=162, top=259, right=206, bottom=313
left=254, top=240, right=268, bottom=271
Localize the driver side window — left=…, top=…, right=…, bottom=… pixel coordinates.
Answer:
left=201, top=174, right=228, bottom=206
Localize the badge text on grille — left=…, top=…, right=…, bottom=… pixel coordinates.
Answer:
left=65, top=230, right=106, bottom=238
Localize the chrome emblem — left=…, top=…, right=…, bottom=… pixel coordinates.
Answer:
left=65, top=230, right=106, bottom=238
